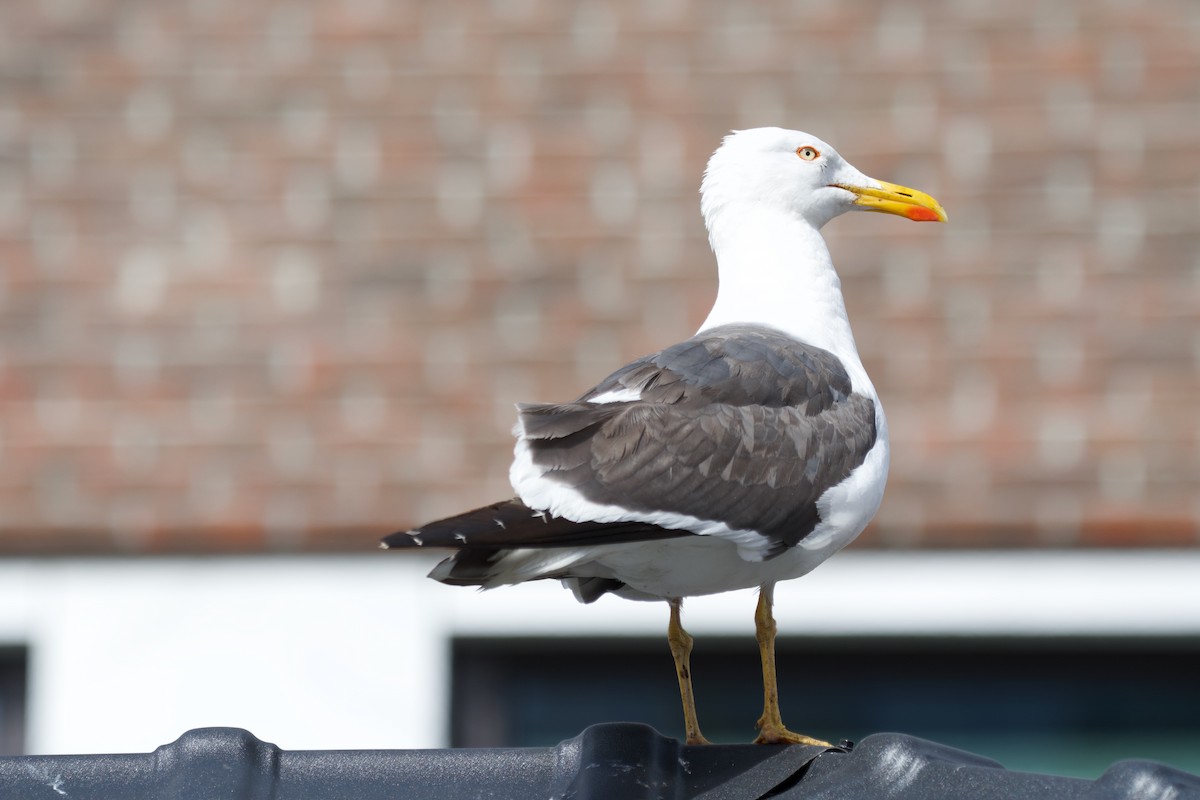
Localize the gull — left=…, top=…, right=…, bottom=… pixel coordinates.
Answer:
left=384, top=127, right=946, bottom=745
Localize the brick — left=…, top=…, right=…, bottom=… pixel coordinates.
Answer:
left=0, top=0, right=1197, bottom=554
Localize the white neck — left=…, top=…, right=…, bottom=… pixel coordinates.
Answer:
left=698, top=204, right=875, bottom=398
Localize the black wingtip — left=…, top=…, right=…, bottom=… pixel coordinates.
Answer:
left=380, top=529, right=425, bottom=549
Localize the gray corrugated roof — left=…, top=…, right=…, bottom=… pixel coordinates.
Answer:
left=3, top=723, right=1198, bottom=799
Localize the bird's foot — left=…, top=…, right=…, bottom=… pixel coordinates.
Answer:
left=684, top=733, right=713, bottom=746
left=753, top=721, right=831, bottom=747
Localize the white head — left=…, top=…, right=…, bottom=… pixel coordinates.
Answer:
left=700, top=127, right=946, bottom=232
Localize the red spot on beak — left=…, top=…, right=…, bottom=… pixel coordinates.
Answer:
left=905, top=206, right=942, bottom=222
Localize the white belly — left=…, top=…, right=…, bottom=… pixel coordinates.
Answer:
left=585, top=533, right=853, bottom=600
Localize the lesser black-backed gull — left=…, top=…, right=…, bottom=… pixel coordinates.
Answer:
left=384, top=127, right=946, bottom=745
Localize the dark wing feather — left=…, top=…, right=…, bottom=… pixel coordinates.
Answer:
left=384, top=498, right=690, bottom=596
left=382, top=498, right=691, bottom=551
left=522, top=324, right=878, bottom=556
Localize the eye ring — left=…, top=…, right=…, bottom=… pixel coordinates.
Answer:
left=796, top=146, right=820, bottom=161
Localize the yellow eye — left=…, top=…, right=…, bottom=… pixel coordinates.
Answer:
left=796, top=146, right=820, bottom=161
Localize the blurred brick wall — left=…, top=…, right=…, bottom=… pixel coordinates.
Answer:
left=0, top=1, right=1197, bottom=552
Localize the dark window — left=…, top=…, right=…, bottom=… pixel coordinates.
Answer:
left=452, top=636, right=1200, bottom=778
left=0, top=647, right=27, bottom=756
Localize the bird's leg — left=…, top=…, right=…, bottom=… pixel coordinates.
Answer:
left=667, top=598, right=711, bottom=745
left=753, top=585, right=831, bottom=747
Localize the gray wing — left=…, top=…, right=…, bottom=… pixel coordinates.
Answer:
left=518, top=324, right=878, bottom=557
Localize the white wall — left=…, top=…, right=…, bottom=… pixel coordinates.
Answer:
left=1, top=550, right=1198, bottom=755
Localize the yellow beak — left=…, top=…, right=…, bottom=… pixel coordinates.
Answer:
left=834, top=180, right=948, bottom=223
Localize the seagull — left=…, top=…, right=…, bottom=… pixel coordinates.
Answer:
left=383, top=127, right=946, bottom=746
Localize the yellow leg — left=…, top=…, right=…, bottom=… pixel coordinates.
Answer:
left=753, top=584, right=831, bottom=746
left=667, top=598, right=711, bottom=745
